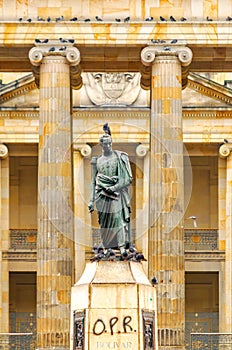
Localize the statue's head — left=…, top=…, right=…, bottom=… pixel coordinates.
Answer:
left=99, top=133, right=112, bottom=145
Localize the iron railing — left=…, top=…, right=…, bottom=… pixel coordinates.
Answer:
left=191, top=333, right=232, bottom=349
left=0, top=333, right=35, bottom=349
left=9, top=230, right=37, bottom=250
left=184, top=229, right=218, bottom=251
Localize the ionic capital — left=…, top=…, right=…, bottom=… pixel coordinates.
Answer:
left=219, top=143, right=232, bottom=159
left=73, top=144, right=92, bottom=158
left=136, top=144, right=149, bottom=158
left=0, top=144, right=8, bottom=159
left=140, top=42, right=192, bottom=89
left=29, top=40, right=82, bottom=89
left=141, top=42, right=192, bottom=67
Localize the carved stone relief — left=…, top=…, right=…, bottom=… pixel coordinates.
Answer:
left=80, top=72, right=148, bottom=106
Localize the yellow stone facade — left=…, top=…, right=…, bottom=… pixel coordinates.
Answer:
left=1, top=0, right=232, bottom=349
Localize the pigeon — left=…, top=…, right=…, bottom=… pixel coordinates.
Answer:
left=105, top=249, right=116, bottom=261
left=224, top=139, right=229, bottom=143
left=151, top=39, right=159, bottom=44
left=160, top=16, right=166, bottom=21
left=124, top=16, right=130, bottom=22
left=59, top=38, right=68, bottom=43
left=84, top=18, right=91, bottom=22
left=92, top=244, right=98, bottom=254
left=129, top=246, right=138, bottom=254
left=163, top=46, right=171, bottom=51
left=35, top=39, right=41, bottom=43
left=27, top=18, right=32, bottom=22
left=170, top=39, right=178, bottom=44
left=68, top=39, right=74, bottom=43
left=90, top=252, right=105, bottom=262
left=70, top=17, right=78, bottom=21
left=115, top=18, right=121, bottom=22
left=18, top=18, right=23, bottom=21
left=42, top=39, right=49, bottom=43
left=103, top=123, right=111, bottom=136
left=59, top=46, right=66, bottom=51
left=135, top=254, right=147, bottom=262
left=145, top=16, right=153, bottom=21
left=170, top=15, right=176, bottom=22
left=151, top=277, right=158, bottom=286
left=95, top=16, right=103, bottom=21
left=180, top=17, right=187, bottom=21
left=120, top=250, right=128, bottom=260
left=47, top=17, right=51, bottom=22
left=226, top=16, right=232, bottom=21
left=206, top=16, right=213, bottom=21
left=56, top=15, right=64, bottom=22
left=49, top=47, right=55, bottom=52
left=37, top=16, right=45, bottom=21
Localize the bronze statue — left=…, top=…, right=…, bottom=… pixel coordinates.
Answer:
left=88, top=124, right=133, bottom=255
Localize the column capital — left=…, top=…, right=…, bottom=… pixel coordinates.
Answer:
left=29, top=40, right=82, bottom=89
left=140, top=42, right=193, bottom=89
left=141, top=42, right=193, bottom=67
left=219, top=143, right=232, bottom=159
left=73, top=143, right=92, bottom=158
left=0, top=144, right=8, bottom=159
left=136, top=144, right=149, bottom=158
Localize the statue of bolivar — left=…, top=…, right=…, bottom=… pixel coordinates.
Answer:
left=88, top=124, right=133, bottom=255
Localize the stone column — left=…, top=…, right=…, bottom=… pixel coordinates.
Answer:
left=218, top=156, right=226, bottom=331
left=141, top=43, right=192, bottom=349
left=135, top=144, right=149, bottom=274
left=73, top=144, right=92, bottom=282
left=219, top=143, right=232, bottom=332
left=0, top=144, right=9, bottom=333
left=29, top=41, right=81, bottom=349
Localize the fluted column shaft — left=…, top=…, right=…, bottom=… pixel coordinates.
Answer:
left=0, top=145, right=9, bottom=333
left=141, top=44, right=192, bottom=349
left=219, top=144, right=232, bottom=332
left=29, top=43, right=81, bottom=349
left=73, top=144, right=92, bottom=282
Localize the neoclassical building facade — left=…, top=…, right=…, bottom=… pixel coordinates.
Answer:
left=0, top=0, right=232, bottom=349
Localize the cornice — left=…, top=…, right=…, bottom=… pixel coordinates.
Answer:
left=0, top=80, right=37, bottom=104
left=1, top=108, right=232, bottom=120
left=183, top=109, right=232, bottom=119
left=2, top=251, right=37, bottom=261
left=188, top=73, right=232, bottom=105
left=185, top=251, right=225, bottom=261
left=0, top=110, right=39, bottom=119
left=73, top=108, right=150, bottom=119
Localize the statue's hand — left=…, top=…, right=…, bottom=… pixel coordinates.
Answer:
left=106, top=186, right=116, bottom=194
left=88, top=201, right=94, bottom=213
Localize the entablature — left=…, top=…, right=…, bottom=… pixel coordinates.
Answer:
left=1, top=22, right=232, bottom=72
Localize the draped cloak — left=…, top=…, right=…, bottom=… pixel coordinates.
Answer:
left=94, top=150, right=132, bottom=249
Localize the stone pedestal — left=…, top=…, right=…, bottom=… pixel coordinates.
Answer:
left=70, top=261, right=158, bottom=350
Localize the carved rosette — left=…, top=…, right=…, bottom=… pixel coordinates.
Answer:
left=0, top=144, right=8, bottom=159
left=29, top=41, right=82, bottom=89
left=219, top=143, right=232, bottom=159
left=141, top=43, right=193, bottom=89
